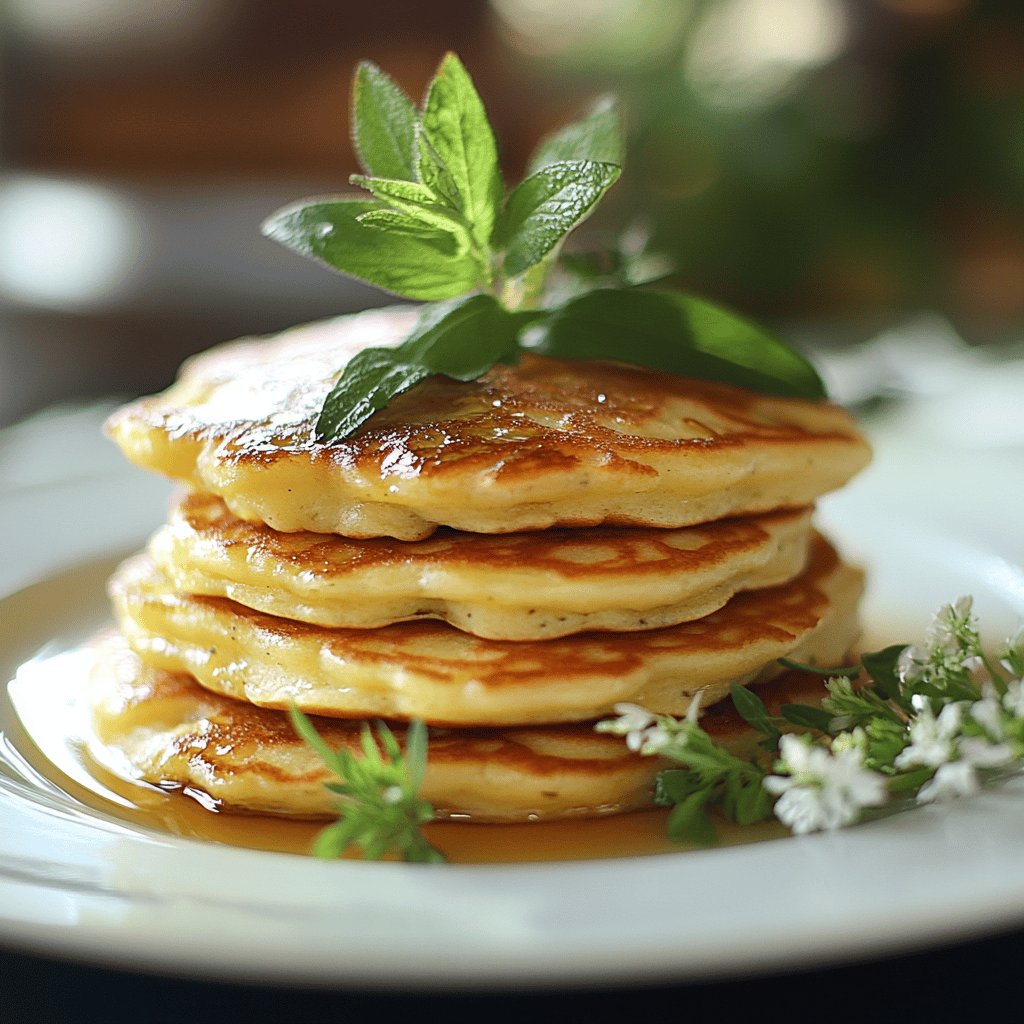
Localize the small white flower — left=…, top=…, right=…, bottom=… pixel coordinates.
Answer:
left=1003, top=679, right=1024, bottom=720
left=624, top=729, right=648, bottom=752
left=927, top=596, right=975, bottom=654
left=382, top=785, right=404, bottom=805
left=894, top=702, right=964, bottom=769
left=959, top=736, right=1013, bottom=769
left=638, top=725, right=673, bottom=755
left=897, top=644, right=927, bottom=684
left=595, top=702, right=685, bottom=755
left=606, top=702, right=658, bottom=733
left=899, top=694, right=1011, bottom=803
left=822, top=676, right=860, bottom=731
left=686, top=688, right=706, bottom=724
left=917, top=761, right=980, bottom=803
left=764, top=734, right=887, bottom=834
left=970, top=688, right=1005, bottom=741
left=901, top=597, right=982, bottom=687
left=770, top=786, right=837, bottom=836
left=830, top=726, right=868, bottom=756
left=1001, top=627, right=1024, bottom=674
left=596, top=694, right=706, bottom=756
left=765, top=732, right=824, bottom=779
left=596, top=702, right=658, bottom=750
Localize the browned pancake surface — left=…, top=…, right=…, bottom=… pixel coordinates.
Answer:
left=106, top=307, right=870, bottom=538
left=87, top=633, right=833, bottom=822
left=110, top=533, right=863, bottom=725
left=150, top=492, right=814, bottom=638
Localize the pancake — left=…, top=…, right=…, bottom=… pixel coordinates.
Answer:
left=109, top=532, right=863, bottom=727
left=105, top=306, right=871, bottom=540
left=86, top=632, right=832, bottom=823
left=149, top=492, right=814, bottom=640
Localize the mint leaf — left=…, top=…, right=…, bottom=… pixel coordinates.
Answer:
left=779, top=703, right=836, bottom=733
left=497, top=159, right=621, bottom=278
left=731, top=776, right=774, bottom=825
left=729, top=683, right=782, bottom=752
left=316, top=294, right=519, bottom=441
left=316, top=348, right=430, bottom=443
left=352, top=61, right=420, bottom=181
left=399, top=294, right=520, bottom=375
left=654, top=767, right=697, bottom=804
left=528, top=95, right=624, bottom=173
left=420, top=53, right=503, bottom=252
left=729, top=682, right=775, bottom=736
left=665, top=786, right=717, bottom=845
left=351, top=176, right=437, bottom=205
left=559, top=223, right=675, bottom=292
left=351, top=174, right=469, bottom=238
left=529, top=288, right=826, bottom=400
left=261, top=197, right=478, bottom=300
left=265, top=52, right=836, bottom=444
left=355, top=208, right=456, bottom=240
left=417, top=131, right=464, bottom=213
left=722, top=770, right=773, bottom=825
left=860, top=645, right=908, bottom=702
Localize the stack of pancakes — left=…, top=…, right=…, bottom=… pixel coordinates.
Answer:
left=92, top=306, right=871, bottom=824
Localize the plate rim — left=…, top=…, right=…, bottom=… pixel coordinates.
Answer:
left=2, top=419, right=1024, bottom=989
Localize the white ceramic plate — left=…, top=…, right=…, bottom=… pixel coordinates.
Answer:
left=2, top=405, right=1024, bottom=990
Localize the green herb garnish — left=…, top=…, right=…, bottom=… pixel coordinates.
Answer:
left=288, top=707, right=444, bottom=863
left=598, top=597, right=1024, bottom=840
left=262, top=53, right=825, bottom=442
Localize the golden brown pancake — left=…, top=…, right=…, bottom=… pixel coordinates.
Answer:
left=149, top=492, right=814, bottom=640
left=109, top=532, right=863, bottom=727
left=105, top=306, right=871, bottom=540
left=86, top=632, right=832, bottom=823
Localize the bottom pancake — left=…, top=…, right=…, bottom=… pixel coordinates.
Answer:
left=86, top=632, right=836, bottom=824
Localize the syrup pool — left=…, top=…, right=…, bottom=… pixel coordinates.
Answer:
left=0, top=553, right=799, bottom=864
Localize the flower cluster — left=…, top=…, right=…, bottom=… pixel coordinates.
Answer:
left=597, top=597, right=1024, bottom=840
left=763, top=732, right=887, bottom=833
left=596, top=689, right=704, bottom=755
left=897, top=595, right=981, bottom=684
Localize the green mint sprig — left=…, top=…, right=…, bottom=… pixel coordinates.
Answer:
left=598, top=597, right=1024, bottom=841
left=288, top=706, right=444, bottom=863
left=262, top=53, right=826, bottom=442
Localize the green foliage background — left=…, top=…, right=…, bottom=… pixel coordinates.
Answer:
left=498, top=0, right=1024, bottom=343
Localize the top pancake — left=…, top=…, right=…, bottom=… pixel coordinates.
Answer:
left=105, top=306, right=871, bottom=540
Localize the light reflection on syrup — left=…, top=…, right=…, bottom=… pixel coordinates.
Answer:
left=5, top=644, right=915, bottom=863
left=3, top=640, right=792, bottom=863
left=0, top=553, right=845, bottom=864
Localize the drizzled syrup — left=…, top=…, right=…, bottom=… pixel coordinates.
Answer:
left=0, top=554, right=793, bottom=864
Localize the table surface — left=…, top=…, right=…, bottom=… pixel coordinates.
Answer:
left=3, top=925, right=1022, bottom=1021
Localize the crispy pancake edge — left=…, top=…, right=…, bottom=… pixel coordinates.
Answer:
left=109, top=533, right=864, bottom=726
left=150, top=494, right=816, bottom=638
left=87, top=632, right=835, bottom=823
left=106, top=308, right=871, bottom=539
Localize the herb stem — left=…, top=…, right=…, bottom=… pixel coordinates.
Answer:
left=981, top=650, right=1010, bottom=695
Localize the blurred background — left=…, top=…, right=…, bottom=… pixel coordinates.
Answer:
left=1, top=0, right=1022, bottom=425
